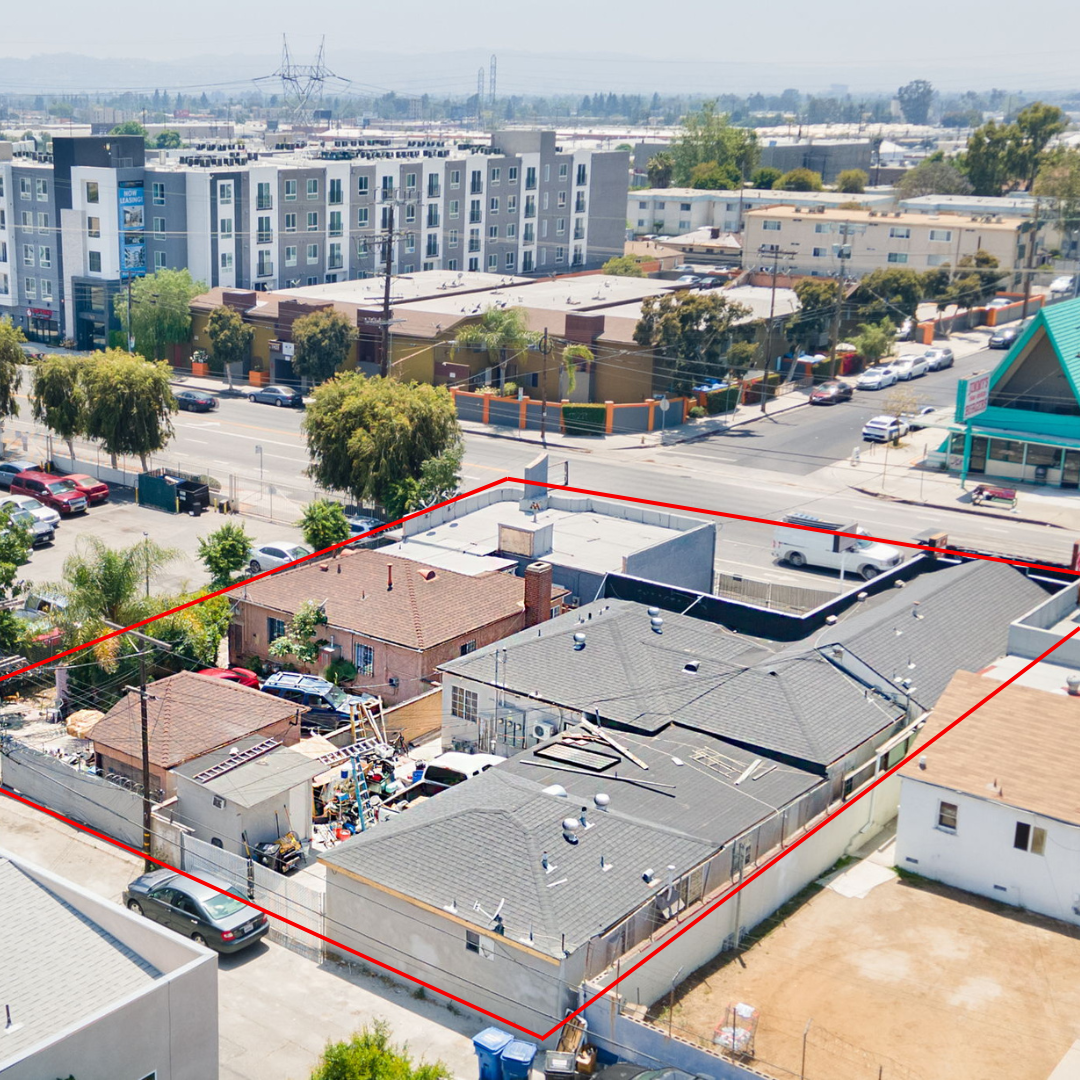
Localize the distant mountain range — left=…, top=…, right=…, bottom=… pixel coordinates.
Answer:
left=0, top=48, right=1067, bottom=97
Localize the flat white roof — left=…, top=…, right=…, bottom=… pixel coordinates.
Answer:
left=277, top=270, right=530, bottom=306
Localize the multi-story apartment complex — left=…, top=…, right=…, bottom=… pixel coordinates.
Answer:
left=741, top=205, right=1025, bottom=279
left=0, top=132, right=629, bottom=348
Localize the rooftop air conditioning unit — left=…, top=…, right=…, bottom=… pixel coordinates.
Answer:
left=531, top=720, right=558, bottom=742
left=566, top=595, right=581, bottom=609
left=869, top=211, right=877, bottom=217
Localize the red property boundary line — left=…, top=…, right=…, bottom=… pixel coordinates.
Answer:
left=1, top=476, right=1078, bottom=1042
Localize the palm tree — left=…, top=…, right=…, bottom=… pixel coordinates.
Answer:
left=647, top=152, right=675, bottom=189
left=561, top=344, right=592, bottom=397
left=451, top=307, right=540, bottom=391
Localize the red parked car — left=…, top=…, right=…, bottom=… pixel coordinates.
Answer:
left=64, top=473, right=110, bottom=505
left=198, top=667, right=260, bottom=689
left=10, top=471, right=88, bottom=514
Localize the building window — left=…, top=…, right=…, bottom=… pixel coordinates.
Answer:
left=506, top=252, right=515, bottom=269
left=267, top=617, right=286, bottom=642
left=507, top=195, right=517, bottom=214
left=1014, top=821, right=1046, bottom=854
left=306, top=243, right=319, bottom=263
left=329, top=241, right=343, bottom=269
left=307, top=178, right=319, bottom=199
left=449, top=200, right=460, bottom=220
left=814, top=222, right=833, bottom=234
left=24, top=277, right=35, bottom=298
left=451, top=685, right=478, bottom=722
left=508, top=223, right=518, bottom=239
left=37, top=212, right=48, bottom=233
left=329, top=210, right=343, bottom=236
left=257, top=181, right=272, bottom=210
left=887, top=252, right=909, bottom=264
left=88, top=251, right=101, bottom=272
left=152, top=217, right=165, bottom=239
left=329, top=178, right=343, bottom=204
left=355, top=643, right=374, bottom=676
left=357, top=207, right=369, bottom=228
left=762, top=220, right=781, bottom=232
left=220, top=252, right=233, bottom=270
left=154, top=251, right=166, bottom=270
left=525, top=167, right=537, bottom=190
left=447, top=259, right=458, bottom=271
left=491, top=167, right=501, bottom=184
left=405, top=204, right=416, bottom=225
left=469, top=200, right=481, bottom=224
left=576, top=163, right=588, bottom=186
left=522, top=251, right=533, bottom=272
left=218, top=182, right=232, bottom=205
left=257, top=216, right=273, bottom=243
left=555, top=218, right=566, bottom=235
left=450, top=170, right=461, bottom=189
left=680, top=202, right=691, bottom=212
left=285, top=246, right=297, bottom=266
left=490, top=197, right=499, bottom=214
left=929, top=229, right=952, bottom=242
left=889, top=226, right=911, bottom=239
left=677, top=219, right=689, bottom=231
left=219, top=219, right=233, bottom=237
left=285, top=179, right=297, bottom=201
left=19, top=178, right=31, bottom=201
left=257, top=251, right=273, bottom=277
left=405, top=172, right=417, bottom=193
left=405, top=233, right=416, bottom=253
left=460, top=640, right=477, bottom=656
left=86, top=181, right=100, bottom=204
left=448, top=229, right=458, bottom=248
left=487, top=254, right=497, bottom=271
left=555, top=246, right=565, bottom=264
left=285, top=213, right=297, bottom=232
left=468, top=257, right=479, bottom=272
left=87, top=216, right=100, bottom=238
left=812, top=247, right=828, bottom=257
left=22, top=244, right=34, bottom=266
left=559, top=163, right=569, bottom=180
left=35, top=178, right=48, bottom=201
left=357, top=176, right=369, bottom=196
left=307, top=211, right=319, bottom=231
left=508, top=166, right=518, bottom=183
left=20, top=211, right=31, bottom=228
left=426, top=234, right=439, bottom=258
left=470, top=170, right=483, bottom=194
left=427, top=204, right=439, bottom=229
left=357, top=238, right=369, bottom=257
left=465, top=929, right=480, bottom=953
left=926, top=254, right=946, bottom=266
left=489, top=225, right=499, bottom=240
left=427, top=174, right=440, bottom=199
left=557, top=191, right=567, bottom=209
left=937, top=801, right=958, bottom=830
left=989, top=438, right=1024, bottom=463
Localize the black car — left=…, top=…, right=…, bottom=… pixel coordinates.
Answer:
left=176, top=390, right=219, bottom=412
left=124, top=869, right=269, bottom=953
left=249, top=384, right=304, bottom=407
left=809, top=380, right=853, bottom=405
left=989, top=326, right=1020, bottom=349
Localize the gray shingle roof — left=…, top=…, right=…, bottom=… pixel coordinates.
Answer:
left=814, top=560, right=1049, bottom=706
left=0, top=857, right=160, bottom=1066
left=442, top=599, right=901, bottom=770
left=175, top=736, right=324, bottom=809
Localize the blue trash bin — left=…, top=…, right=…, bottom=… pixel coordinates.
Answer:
left=500, top=1039, right=538, bottom=1080
left=473, top=1027, right=513, bottom=1080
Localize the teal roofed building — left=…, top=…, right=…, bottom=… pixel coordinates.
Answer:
left=947, top=297, right=1080, bottom=487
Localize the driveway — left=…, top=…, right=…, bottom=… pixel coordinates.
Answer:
left=0, top=792, right=478, bottom=1079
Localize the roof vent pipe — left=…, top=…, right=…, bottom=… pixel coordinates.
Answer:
left=562, top=818, right=583, bottom=844
left=387, top=564, right=393, bottom=591
left=594, top=792, right=610, bottom=811
left=1067, top=673, right=1080, bottom=696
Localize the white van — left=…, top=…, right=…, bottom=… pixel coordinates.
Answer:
left=773, top=514, right=905, bottom=581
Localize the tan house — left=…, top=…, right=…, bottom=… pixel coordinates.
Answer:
left=742, top=205, right=1024, bottom=279
left=231, top=549, right=561, bottom=706
left=91, top=670, right=305, bottom=800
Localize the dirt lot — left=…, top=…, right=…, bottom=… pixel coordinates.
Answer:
left=658, top=870, right=1080, bottom=1080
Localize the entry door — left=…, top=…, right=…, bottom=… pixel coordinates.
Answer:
left=1062, top=450, right=1080, bottom=489
left=968, top=436, right=987, bottom=474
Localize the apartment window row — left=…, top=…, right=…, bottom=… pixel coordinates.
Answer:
left=937, top=800, right=1047, bottom=856
left=20, top=277, right=53, bottom=300
left=20, top=177, right=49, bottom=201
left=21, top=245, right=52, bottom=267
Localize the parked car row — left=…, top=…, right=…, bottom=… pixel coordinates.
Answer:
left=0, top=462, right=110, bottom=548
left=855, top=347, right=954, bottom=391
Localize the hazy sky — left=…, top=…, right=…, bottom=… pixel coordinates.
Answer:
left=5, top=0, right=1080, bottom=93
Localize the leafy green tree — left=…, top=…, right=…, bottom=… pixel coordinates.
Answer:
left=950, top=250, right=1006, bottom=307
left=601, top=255, right=646, bottom=277
left=748, top=166, right=782, bottom=190
left=153, top=592, right=233, bottom=670
left=1035, top=148, right=1080, bottom=260
left=961, top=105, right=1067, bottom=195
left=646, top=152, right=674, bottom=188
left=303, top=375, right=462, bottom=519
left=633, top=292, right=752, bottom=393
left=108, top=120, right=148, bottom=137
left=81, top=349, right=177, bottom=468
left=561, top=344, right=590, bottom=395
left=113, top=268, right=205, bottom=361
left=197, top=521, right=253, bottom=589
left=268, top=599, right=329, bottom=666
left=777, top=167, right=823, bottom=192
left=1009, top=103, right=1069, bottom=189
left=452, top=306, right=540, bottom=389
left=291, top=308, right=357, bottom=385
left=789, top=278, right=840, bottom=350
left=0, top=316, right=25, bottom=441
left=896, top=159, right=973, bottom=200
left=154, top=129, right=182, bottom=149
left=689, top=161, right=741, bottom=190
left=206, top=305, right=254, bottom=376
left=670, top=100, right=758, bottom=186
left=299, top=498, right=351, bottom=553
left=835, top=169, right=868, bottom=194
left=386, top=445, right=464, bottom=519
left=852, top=318, right=895, bottom=364
left=960, top=119, right=1015, bottom=196
left=897, top=80, right=935, bottom=125
left=31, top=354, right=87, bottom=460
left=309, top=1021, right=450, bottom=1080
left=849, top=268, right=925, bottom=324
left=0, top=507, right=34, bottom=653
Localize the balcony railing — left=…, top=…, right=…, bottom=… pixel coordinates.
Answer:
left=328, top=258, right=343, bottom=270
left=256, top=196, right=273, bottom=210
left=257, top=231, right=273, bottom=244
left=257, top=262, right=274, bottom=277
left=468, top=239, right=481, bottom=252
left=469, top=211, right=482, bottom=224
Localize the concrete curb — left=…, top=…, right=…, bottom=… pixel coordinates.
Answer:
left=852, top=486, right=1064, bottom=529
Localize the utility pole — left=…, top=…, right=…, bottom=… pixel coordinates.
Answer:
left=828, top=227, right=853, bottom=380
left=759, top=245, right=797, bottom=413
left=1021, top=198, right=1041, bottom=320
left=125, top=272, right=135, bottom=353
left=538, top=327, right=551, bottom=447
left=380, top=198, right=395, bottom=377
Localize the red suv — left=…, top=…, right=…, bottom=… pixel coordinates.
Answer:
left=11, top=471, right=89, bottom=514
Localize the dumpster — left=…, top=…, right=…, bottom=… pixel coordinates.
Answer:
left=473, top=1027, right=513, bottom=1080
left=176, top=479, right=210, bottom=515
left=542, top=1049, right=576, bottom=1080
left=500, top=1040, right=538, bottom=1080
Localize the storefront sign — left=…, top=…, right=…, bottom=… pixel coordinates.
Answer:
left=961, top=374, right=991, bottom=422
left=29, top=308, right=55, bottom=320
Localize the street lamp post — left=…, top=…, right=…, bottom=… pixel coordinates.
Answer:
left=255, top=445, right=263, bottom=482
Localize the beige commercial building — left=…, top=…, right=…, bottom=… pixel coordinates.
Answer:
left=742, top=205, right=1024, bottom=279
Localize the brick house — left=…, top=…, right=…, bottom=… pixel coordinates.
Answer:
left=231, top=549, right=560, bottom=706
left=90, top=670, right=305, bottom=800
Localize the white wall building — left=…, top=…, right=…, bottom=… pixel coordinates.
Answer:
left=896, top=669, right=1080, bottom=925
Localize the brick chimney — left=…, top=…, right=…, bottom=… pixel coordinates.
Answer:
left=523, top=561, right=553, bottom=628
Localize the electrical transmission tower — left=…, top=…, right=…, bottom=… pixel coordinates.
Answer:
left=476, top=67, right=485, bottom=122
left=255, top=36, right=350, bottom=128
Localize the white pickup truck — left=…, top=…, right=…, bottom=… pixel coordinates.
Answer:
left=773, top=515, right=905, bottom=581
